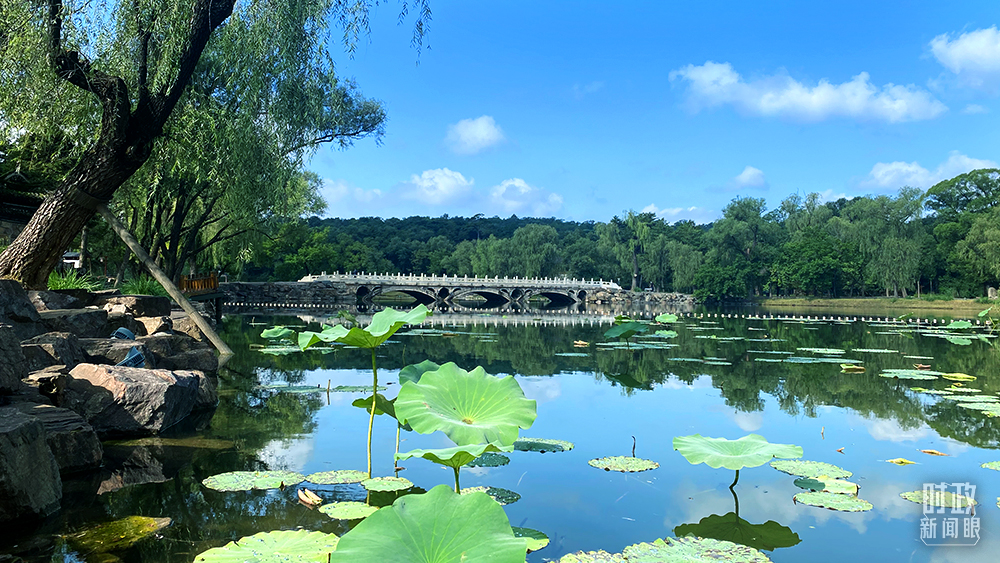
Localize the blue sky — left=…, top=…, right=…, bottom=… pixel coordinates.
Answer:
left=309, top=1, right=1000, bottom=223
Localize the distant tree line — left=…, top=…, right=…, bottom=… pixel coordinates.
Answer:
left=242, top=168, right=1000, bottom=302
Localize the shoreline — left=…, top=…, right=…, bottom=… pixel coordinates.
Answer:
left=757, top=297, right=997, bottom=315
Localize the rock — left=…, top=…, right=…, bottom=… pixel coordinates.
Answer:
left=23, top=366, right=71, bottom=406
left=27, top=290, right=84, bottom=311
left=106, top=311, right=143, bottom=338
left=10, top=403, right=102, bottom=474
left=0, top=324, right=28, bottom=393
left=80, top=338, right=154, bottom=368
left=193, top=372, right=218, bottom=410
left=0, top=279, right=45, bottom=340
left=93, top=295, right=171, bottom=318
left=156, top=349, right=217, bottom=374
left=139, top=332, right=215, bottom=364
left=38, top=309, right=109, bottom=339
left=20, top=332, right=85, bottom=371
left=0, top=407, right=62, bottom=522
left=171, top=313, right=208, bottom=340
left=65, top=364, right=202, bottom=437
left=96, top=445, right=169, bottom=495
left=136, top=316, right=172, bottom=335
left=989, top=287, right=998, bottom=300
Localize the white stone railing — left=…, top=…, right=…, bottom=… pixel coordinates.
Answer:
left=298, top=271, right=621, bottom=291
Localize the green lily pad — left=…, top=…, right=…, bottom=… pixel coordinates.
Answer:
left=68, top=516, right=172, bottom=553
left=513, top=437, right=575, bottom=453
left=588, top=456, right=659, bottom=472
left=654, top=330, right=679, bottom=338
left=556, top=551, right=625, bottom=562
left=956, top=403, right=1000, bottom=416
left=305, top=470, right=367, bottom=485
left=332, top=385, right=386, bottom=392
left=394, top=362, right=537, bottom=446
left=798, top=348, right=845, bottom=354
left=622, top=537, right=772, bottom=562
left=793, top=477, right=859, bottom=495
left=398, top=360, right=441, bottom=385
left=360, top=476, right=413, bottom=492
left=300, top=305, right=431, bottom=350
left=468, top=452, right=510, bottom=467
left=945, top=320, right=973, bottom=329
left=194, top=530, right=339, bottom=563
left=879, top=370, right=939, bottom=380
left=674, top=513, right=800, bottom=552
left=512, top=527, right=549, bottom=552
left=202, top=470, right=305, bottom=492
left=261, top=326, right=295, bottom=339
left=942, top=373, right=977, bottom=382
left=852, top=348, right=898, bottom=353
left=461, top=486, right=521, bottom=505
left=396, top=443, right=511, bottom=469
left=655, top=313, right=678, bottom=323
left=555, top=352, right=591, bottom=357
left=319, top=501, right=378, bottom=520
left=981, top=461, right=1000, bottom=471
left=329, top=484, right=528, bottom=563
left=259, top=385, right=326, bottom=394
left=910, top=387, right=953, bottom=395
left=793, top=492, right=873, bottom=512
left=943, top=395, right=997, bottom=402
left=770, top=460, right=852, bottom=479
left=900, top=490, right=976, bottom=508
left=673, top=434, right=803, bottom=471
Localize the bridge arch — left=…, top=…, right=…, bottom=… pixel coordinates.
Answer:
left=451, top=288, right=511, bottom=307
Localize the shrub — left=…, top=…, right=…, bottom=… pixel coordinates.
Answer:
left=121, top=275, right=169, bottom=297
left=48, top=269, right=102, bottom=291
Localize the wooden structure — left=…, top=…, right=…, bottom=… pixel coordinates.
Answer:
left=180, top=272, right=225, bottom=325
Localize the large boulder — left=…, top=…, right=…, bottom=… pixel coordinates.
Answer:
left=80, top=338, right=154, bottom=368
left=106, top=310, right=144, bottom=338
left=23, top=365, right=71, bottom=406
left=64, top=364, right=204, bottom=437
left=11, top=403, right=102, bottom=474
left=0, top=279, right=45, bottom=340
left=38, top=309, right=109, bottom=339
left=20, top=332, right=85, bottom=371
left=170, top=313, right=208, bottom=340
left=139, top=333, right=217, bottom=373
left=27, top=290, right=84, bottom=311
left=0, top=324, right=28, bottom=393
left=136, top=316, right=172, bottom=335
left=93, top=295, right=171, bottom=318
left=0, top=407, right=62, bottom=522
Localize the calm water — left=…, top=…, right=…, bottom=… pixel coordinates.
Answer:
left=9, top=306, right=1000, bottom=563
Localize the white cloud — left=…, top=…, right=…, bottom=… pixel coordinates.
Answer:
left=730, top=165, right=767, bottom=190
left=816, top=189, right=849, bottom=203
left=320, top=179, right=383, bottom=208
left=930, top=27, right=1000, bottom=92
left=963, top=103, right=989, bottom=114
left=669, top=61, right=947, bottom=122
left=642, top=204, right=719, bottom=224
left=863, top=151, right=998, bottom=190
left=489, top=178, right=563, bottom=216
left=404, top=168, right=474, bottom=205
left=572, top=81, right=605, bottom=98
left=445, top=115, right=506, bottom=155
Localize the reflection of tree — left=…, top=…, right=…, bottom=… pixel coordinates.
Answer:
left=673, top=487, right=800, bottom=552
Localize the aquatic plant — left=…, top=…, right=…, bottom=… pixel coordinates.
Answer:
left=194, top=530, right=339, bottom=562
left=673, top=434, right=802, bottom=489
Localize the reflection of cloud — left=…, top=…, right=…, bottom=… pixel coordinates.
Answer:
left=852, top=414, right=932, bottom=442
left=259, top=436, right=315, bottom=472
left=729, top=411, right=763, bottom=432
left=659, top=375, right=716, bottom=390
left=516, top=376, right=562, bottom=404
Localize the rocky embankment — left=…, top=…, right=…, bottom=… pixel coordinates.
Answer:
left=0, top=280, right=219, bottom=525
left=589, top=288, right=696, bottom=308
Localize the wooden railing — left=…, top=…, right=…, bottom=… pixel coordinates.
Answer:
left=179, top=272, right=218, bottom=295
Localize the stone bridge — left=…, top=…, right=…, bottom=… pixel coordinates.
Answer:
left=298, top=272, right=621, bottom=306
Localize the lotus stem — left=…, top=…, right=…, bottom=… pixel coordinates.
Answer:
left=453, top=466, right=461, bottom=494
left=394, top=423, right=401, bottom=472
left=729, top=469, right=740, bottom=491
left=730, top=484, right=740, bottom=517
left=367, top=348, right=378, bottom=479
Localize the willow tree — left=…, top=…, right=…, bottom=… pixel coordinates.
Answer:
left=0, top=0, right=430, bottom=288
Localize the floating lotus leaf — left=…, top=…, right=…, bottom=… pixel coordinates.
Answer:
left=755, top=358, right=783, bottom=363
left=261, top=326, right=295, bottom=339
left=605, top=321, right=650, bottom=341
left=202, top=471, right=305, bottom=492
left=319, top=501, right=378, bottom=520
left=798, top=348, right=845, bottom=354
left=852, top=348, right=898, bottom=353
left=398, top=360, right=441, bottom=385
left=886, top=458, right=916, bottom=465
left=556, top=352, right=591, bottom=357
left=981, top=461, right=1000, bottom=471
left=306, top=470, right=367, bottom=485
left=300, top=305, right=431, bottom=350
left=194, top=530, right=339, bottom=563
left=622, top=537, right=772, bottom=562
left=910, top=387, right=952, bottom=395
left=943, top=335, right=973, bottom=345
left=945, top=320, right=973, bottom=329
left=942, top=373, right=977, bottom=382
left=655, top=313, right=678, bottom=323
left=588, top=456, right=659, bottom=472
left=673, top=434, right=803, bottom=471
left=770, top=460, right=852, bottom=479
left=461, top=486, right=521, bottom=505
left=785, top=357, right=860, bottom=364
left=468, top=452, right=510, bottom=467
left=704, top=360, right=732, bottom=366
left=904, top=355, right=934, bottom=360
left=513, top=437, right=575, bottom=453
left=360, top=476, right=413, bottom=492
left=329, top=484, right=528, bottom=563
left=512, top=527, right=549, bottom=552
left=332, top=385, right=386, bottom=393
left=793, top=492, right=872, bottom=512
left=557, top=551, right=624, bottom=563
left=879, top=370, right=939, bottom=380
left=943, top=395, right=997, bottom=402
left=655, top=330, right=679, bottom=338
left=949, top=388, right=982, bottom=393
left=396, top=443, right=511, bottom=469
left=957, top=403, right=1000, bottom=416
left=68, top=516, right=171, bottom=553
left=394, top=362, right=537, bottom=446
left=674, top=513, right=800, bottom=552
left=260, top=384, right=326, bottom=394
left=900, top=490, right=977, bottom=508
left=793, top=476, right=859, bottom=495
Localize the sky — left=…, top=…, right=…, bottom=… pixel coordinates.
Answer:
left=308, top=1, right=1000, bottom=224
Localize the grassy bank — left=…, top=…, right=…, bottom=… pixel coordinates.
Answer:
left=758, top=297, right=997, bottom=315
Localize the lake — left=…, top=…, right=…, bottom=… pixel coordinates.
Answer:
left=12, top=304, right=1000, bottom=563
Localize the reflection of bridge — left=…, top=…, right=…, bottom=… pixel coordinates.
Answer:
left=295, top=310, right=617, bottom=328
left=298, top=272, right=621, bottom=306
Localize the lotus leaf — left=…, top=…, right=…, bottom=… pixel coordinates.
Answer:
left=329, top=484, right=528, bottom=563
left=674, top=513, right=800, bottom=552
left=943, top=395, right=997, bottom=402
left=605, top=321, right=650, bottom=341
left=793, top=492, right=873, bottom=512
left=673, top=434, right=803, bottom=471
left=394, top=362, right=537, bottom=446
left=910, top=387, right=952, bottom=395
left=852, top=348, right=898, bottom=353
left=398, top=360, right=441, bottom=385
left=948, top=387, right=982, bottom=393
left=261, top=326, right=295, bottom=339
left=588, top=456, right=659, bottom=472
left=260, top=385, right=325, bottom=394
left=798, top=348, right=845, bottom=354
left=68, top=516, right=171, bottom=553
left=193, top=530, right=339, bottom=563
left=332, top=385, right=386, bottom=392
left=202, top=470, right=305, bottom=492
left=352, top=393, right=395, bottom=417
left=306, top=470, right=367, bottom=485
left=793, top=476, right=859, bottom=495
left=981, top=461, right=1000, bottom=471
left=557, top=551, right=625, bottom=563
left=319, top=501, right=378, bottom=520
left=945, top=320, right=973, bottom=329
left=904, top=355, right=934, bottom=360
left=704, top=360, right=732, bottom=366
left=942, top=373, right=977, bottom=382
left=300, top=305, right=431, bottom=351
left=360, top=476, right=413, bottom=492
left=900, top=490, right=976, bottom=508
left=655, top=313, right=678, bottom=323
left=945, top=336, right=973, bottom=345
left=770, top=460, right=852, bottom=479
left=395, top=443, right=511, bottom=469
left=556, top=352, right=591, bottom=357
left=512, top=527, right=550, bottom=552
left=879, top=370, right=939, bottom=380
left=957, top=403, right=1000, bottom=416
left=514, top=437, right=575, bottom=453
left=461, top=486, right=521, bottom=505
left=622, top=537, right=772, bottom=562
left=468, top=452, right=510, bottom=467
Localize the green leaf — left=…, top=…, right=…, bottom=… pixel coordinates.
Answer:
left=329, top=484, right=528, bottom=563
left=555, top=551, right=624, bottom=562
left=398, top=360, right=441, bottom=385
left=67, top=516, right=172, bottom=554
left=319, top=502, right=378, bottom=520
left=794, top=492, right=873, bottom=512
left=622, top=537, right=772, bottom=562
left=604, top=321, right=650, bottom=341
left=306, top=470, right=367, bottom=485
left=793, top=476, right=859, bottom=495
left=360, top=476, right=413, bottom=492
left=979, top=307, right=993, bottom=318
left=944, top=320, right=973, bottom=330
left=673, top=434, right=803, bottom=471
left=461, top=486, right=521, bottom=505
left=981, top=461, right=1000, bottom=471
left=395, top=443, right=512, bottom=469
left=512, top=527, right=549, bottom=552
left=513, top=437, right=575, bottom=453
left=900, top=489, right=977, bottom=508
left=202, top=470, right=305, bottom=491
left=654, top=313, right=678, bottom=323
left=352, top=393, right=396, bottom=418
left=654, top=330, right=678, bottom=338
left=261, top=326, right=295, bottom=339
left=194, top=530, right=339, bottom=563
left=945, top=335, right=973, bottom=345
left=770, top=459, right=852, bottom=479
left=468, top=452, right=510, bottom=467
left=588, top=456, right=659, bottom=473
left=394, top=362, right=537, bottom=446
left=674, top=513, right=800, bottom=552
